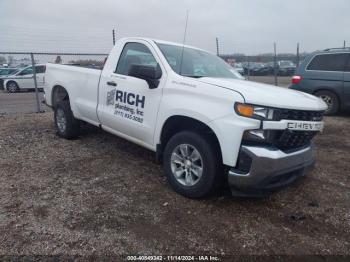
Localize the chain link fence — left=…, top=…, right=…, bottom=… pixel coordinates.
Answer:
left=0, top=50, right=307, bottom=115
left=220, top=53, right=307, bottom=87
left=0, top=52, right=107, bottom=114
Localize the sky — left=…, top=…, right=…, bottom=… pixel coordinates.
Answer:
left=0, top=0, right=349, bottom=55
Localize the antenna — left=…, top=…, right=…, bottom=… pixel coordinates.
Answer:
left=179, top=10, right=190, bottom=76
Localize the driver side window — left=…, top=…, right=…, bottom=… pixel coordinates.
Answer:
left=115, top=42, right=157, bottom=76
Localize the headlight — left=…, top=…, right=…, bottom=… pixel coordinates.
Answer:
left=235, top=103, right=274, bottom=120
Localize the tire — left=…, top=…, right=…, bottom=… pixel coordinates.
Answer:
left=163, top=131, right=223, bottom=198
left=314, top=90, right=339, bottom=115
left=54, top=101, right=80, bottom=139
left=7, top=81, right=19, bottom=93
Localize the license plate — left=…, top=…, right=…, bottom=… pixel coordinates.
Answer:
left=286, top=121, right=324, bottom=131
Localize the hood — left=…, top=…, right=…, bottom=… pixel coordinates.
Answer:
left=197, top=77, right=327, bottom=111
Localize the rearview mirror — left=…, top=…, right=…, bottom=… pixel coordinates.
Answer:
left=128, top=64, right=162, bottom=89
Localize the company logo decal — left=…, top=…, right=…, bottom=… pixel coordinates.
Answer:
left=106, top=89, right=116, bottom=105
left=107, top=89, right=145, bottom=124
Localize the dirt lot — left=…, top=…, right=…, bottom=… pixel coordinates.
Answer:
left=0, top=109, right=349, bottom=258
left=0, top=91, right=46, bottom=115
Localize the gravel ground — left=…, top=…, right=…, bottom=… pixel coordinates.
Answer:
left=0, top=91, right=46, bottom=115
left=0, top=111, right=349, bottom=258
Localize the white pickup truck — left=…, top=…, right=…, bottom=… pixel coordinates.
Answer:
left=44, top=37, right=327, bottom=198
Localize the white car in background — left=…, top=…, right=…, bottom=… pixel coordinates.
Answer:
left=4, top=64, right=46, bottom=93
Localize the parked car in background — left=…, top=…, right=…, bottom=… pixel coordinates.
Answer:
left=277, top=60, right=296, bottom=76
left=233, top=62, right=244, bottom=75
left=0, top=68, right=19, bottom=76
left=3, top=64, right=46, bottom=92
left=264, top=62, right=275, bottom=75
left=289, top=48, right=350, bottom=115
left=243, top=62, right=270, bottom=76
left=0, top=68, right=19, bottom=90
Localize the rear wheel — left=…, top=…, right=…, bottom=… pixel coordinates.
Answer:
left=7, top=81, right=19, bottom=93
left=314, top=90, right=339, bottom=115
left=163, top=131, right=222, bottom=198
left=54, top=101, right=80, bottom=139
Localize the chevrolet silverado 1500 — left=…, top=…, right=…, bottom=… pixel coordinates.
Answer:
left=44, top=37, right=327, bottom=198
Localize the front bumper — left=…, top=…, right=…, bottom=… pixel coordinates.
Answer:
left=228, top=144, right=315, bottom=197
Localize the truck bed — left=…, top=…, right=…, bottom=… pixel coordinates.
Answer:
left=64, top=63, right=103, bottom=70
left=45, top=63, right=102, bottom=124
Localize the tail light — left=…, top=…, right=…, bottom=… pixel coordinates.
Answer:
left=292, top=75, right=302, bottom=84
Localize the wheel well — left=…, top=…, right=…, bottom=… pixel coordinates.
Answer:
left=6, top=80, right=18, bottom=87
left=52, top=85, right=69, bottom=108
left=158, top=115, right=222, bottom=162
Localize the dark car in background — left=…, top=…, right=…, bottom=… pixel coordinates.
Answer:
left=289, top=48, right=350, bottom=115
left=277, top=60, right=296, bottom=76
left=0, top=68, right=19, bottom=90
left=243, top=62, right=270, bottom=76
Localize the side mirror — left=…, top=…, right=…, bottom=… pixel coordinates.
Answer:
left=128, top=64, right=162, bottom=89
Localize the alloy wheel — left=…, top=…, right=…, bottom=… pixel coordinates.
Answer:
left=319, top=94, right=333, bottom=111
left=8, top=83, right=17, bottom=92
left=170, top=144, right=203, bottom=186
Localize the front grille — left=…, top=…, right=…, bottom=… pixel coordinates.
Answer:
left=274, top=109, right=324, bottom=122
left=273, top=109, right=324, bottom=150
left=275, top=130, right=317, bottom=151
left=243, top=109, right=324, bottom=151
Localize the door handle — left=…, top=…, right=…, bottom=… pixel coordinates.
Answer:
left=107, top=81, right=117, bottom=87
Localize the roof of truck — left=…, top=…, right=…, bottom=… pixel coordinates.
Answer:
left=119, top=37, right=208, bottom=53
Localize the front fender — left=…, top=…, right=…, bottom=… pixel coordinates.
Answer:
left=208, top=114, right=260, bottom=167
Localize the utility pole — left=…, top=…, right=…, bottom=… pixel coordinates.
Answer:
left=273, top=42, right=278, bottom=86
left=344, top=40, right=346, bottom=48
left=30, top=53, right=42, bottom=113
left=216, top=37, right=220, bottom=56
left=296, top=42, right=300, bottom=67
left=112, top=29, right=116, bottom=46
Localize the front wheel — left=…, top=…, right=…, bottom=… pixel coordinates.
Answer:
left=163, top=131, right=222, bottom=198
left=54, top=101, right=80, bottom=139
left=314, top=90, right=339, bottom=115
left=7, top=81, right=19, bottom=93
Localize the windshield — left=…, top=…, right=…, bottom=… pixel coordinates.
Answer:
left=157, top=43, right=241, bottom=79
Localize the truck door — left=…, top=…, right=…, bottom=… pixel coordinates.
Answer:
left=98, top=41, right=166, bottom=146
